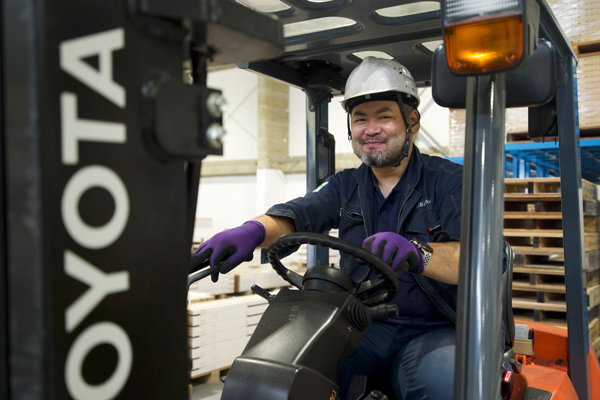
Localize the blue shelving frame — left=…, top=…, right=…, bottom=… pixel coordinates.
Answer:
left=447, top=138, right=600, bottom=183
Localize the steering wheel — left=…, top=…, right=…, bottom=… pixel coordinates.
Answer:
left=268, top=232, right=400, bottom=306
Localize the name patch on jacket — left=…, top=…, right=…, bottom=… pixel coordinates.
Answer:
left=417, top=199, right=431, bottom=208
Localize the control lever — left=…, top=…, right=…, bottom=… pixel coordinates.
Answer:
left=348, top=302, right=399, bottom=331
left=368, top=304, right=399, bottom=322
left=251, top=284, right=275, bottom=303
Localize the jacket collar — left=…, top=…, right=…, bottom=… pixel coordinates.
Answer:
left=350, top=145, right=425, bottom=235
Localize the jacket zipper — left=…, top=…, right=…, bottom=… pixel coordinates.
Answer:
left=397, top=187, right=454, bottom=323
left=357, top=186, right=369, bottom=238
left=396, top=187, right=415, bottom=233
left=357, top=186, right=370, bottom=282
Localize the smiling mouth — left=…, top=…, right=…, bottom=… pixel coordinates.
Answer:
left=363, top=141, right=385, bottom=148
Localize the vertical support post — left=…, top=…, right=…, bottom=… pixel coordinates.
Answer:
left=0, top=1, right=10, bottom=395
left=454, top=73, right=506, bottom=400
left=536, top=164, right=544, bottom=178
left=306, top=96, right=329, bottom=268
left=518, top=158, right=526, bottom=178
left=557, top=56, right=590, bottom=400
left=3, top=0, right=45, bottom=396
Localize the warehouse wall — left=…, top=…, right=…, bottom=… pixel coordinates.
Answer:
left=195, top=67, right=451, bottom=240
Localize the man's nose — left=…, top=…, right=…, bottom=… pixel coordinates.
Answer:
left=365, top=119, right=381, bottom=135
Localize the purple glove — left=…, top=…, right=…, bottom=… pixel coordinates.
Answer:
left=362, top=232, right=424, bottom=275
left=191, top=221, right=266, bottom=279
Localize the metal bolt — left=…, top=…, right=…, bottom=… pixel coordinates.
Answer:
left=207, top=92, right=227, bottom=118
left=207, top=123, right=226, bottom=148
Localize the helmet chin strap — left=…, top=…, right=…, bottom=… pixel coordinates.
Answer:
left=392, top=92, right=419, bottom=168
left=393, top=124, right=416, bottom=168
left=347, top=112, right=352, bottom=141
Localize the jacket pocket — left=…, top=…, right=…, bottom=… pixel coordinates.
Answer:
left=340, top=207, right=364, bottom=222
left=338, top=207, right=369, bottom=280
left=339, top=207, right=367, bottom=241
left=404, top=209, right=440, bottom=242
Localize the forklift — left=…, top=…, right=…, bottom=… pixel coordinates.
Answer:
left=1, top=0, right=599, bottom=399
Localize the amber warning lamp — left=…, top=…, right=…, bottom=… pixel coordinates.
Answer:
left=441, top=0, right=540, bottom=74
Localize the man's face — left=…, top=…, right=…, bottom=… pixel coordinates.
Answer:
left=350, top=100, right=408, bottom=168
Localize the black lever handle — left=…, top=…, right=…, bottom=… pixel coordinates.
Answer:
left=251, top=284, right=275, bottom=303
left=368, top=304, right=399, bottom=322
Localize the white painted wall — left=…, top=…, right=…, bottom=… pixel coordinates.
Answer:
left=197, top=68, right=451, bottom=235
left=206, top=68, right=258, bottom=161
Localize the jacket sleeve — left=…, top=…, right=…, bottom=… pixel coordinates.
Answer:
left=437, top=167, right=508, bottom=273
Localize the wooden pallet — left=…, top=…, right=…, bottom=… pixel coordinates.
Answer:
left=514, top=251, right=599, bottom=269
left=505, top=177, right=598, bottom=200
left=573, top=40, right=600, bottom=58
left=513, top=263, right=600, bottom=287
left=504, top=214, right=600, bottom=232
left=512, top=300, right=598, bottom=323
left=191, top=366, right=230, bottom=382
left=591, top=318, right=600, bottom=344
left=504, top=195, right=598, bottom=217
left=506, top=232, right=600, bottom=251
left=512, top=282, right=599, bottom=308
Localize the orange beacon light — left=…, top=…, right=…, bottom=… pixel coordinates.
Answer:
left=441, top=0, right=540, bottom=75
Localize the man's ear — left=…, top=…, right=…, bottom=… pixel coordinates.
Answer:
left=409, top=109, right=420, bottom=135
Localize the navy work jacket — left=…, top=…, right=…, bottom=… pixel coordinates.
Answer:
left=264, top=146, right=464, bottom=324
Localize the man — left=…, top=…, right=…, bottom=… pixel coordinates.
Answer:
left=192, top=57, right=466, bottom=399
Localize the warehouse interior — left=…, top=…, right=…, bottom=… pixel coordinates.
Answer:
left=2, top=0, right=600, bottom=399
left=189, top=0, right=600, bottom=398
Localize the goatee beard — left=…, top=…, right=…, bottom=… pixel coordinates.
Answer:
left=359, top=152, right=390, bottom=167
left=354, top=138, right=399, bottom=167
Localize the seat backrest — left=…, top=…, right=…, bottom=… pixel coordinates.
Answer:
left=503, top=243, right=516, bottom=350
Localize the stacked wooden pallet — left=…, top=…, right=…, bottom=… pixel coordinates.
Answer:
left=504, top=177, right=600, bottom=358
left=188, top=295, right=269, bottom=379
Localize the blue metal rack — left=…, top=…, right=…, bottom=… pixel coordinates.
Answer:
left=447, top=138, right=600, bottom=183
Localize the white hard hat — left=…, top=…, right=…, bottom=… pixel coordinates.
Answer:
left=342, top=56, right=420, bottom=111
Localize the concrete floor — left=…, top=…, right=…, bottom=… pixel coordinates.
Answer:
left=190, top=381, right=224, bottom=400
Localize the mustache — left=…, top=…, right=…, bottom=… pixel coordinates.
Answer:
left=360, top=136, right=388, bottom=145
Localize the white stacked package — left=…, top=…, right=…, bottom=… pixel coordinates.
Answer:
left=189, top=272, right=235, bottom=295
left=188, top=294, right=268, bottom=378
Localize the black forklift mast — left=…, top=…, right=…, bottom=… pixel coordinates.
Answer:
left=0, top=0, right=591, bottom=399
left=0, top=0, right=282, bottom=398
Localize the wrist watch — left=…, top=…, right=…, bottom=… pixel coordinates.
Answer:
left=410, top=238, right=434, bottom=268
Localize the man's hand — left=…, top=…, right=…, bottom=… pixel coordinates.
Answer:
left=362, top=232, right=424, bottom=275
left=191, top=221, right=266, bottom=280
